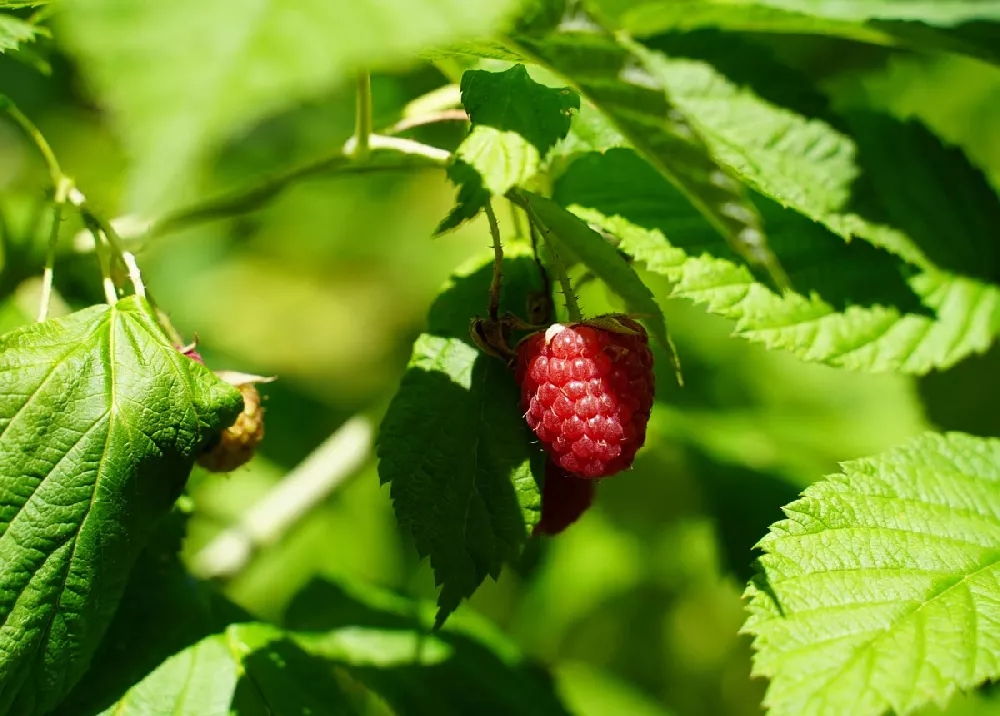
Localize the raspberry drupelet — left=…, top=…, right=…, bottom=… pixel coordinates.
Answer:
left=515, top=316, right=655, bottom=479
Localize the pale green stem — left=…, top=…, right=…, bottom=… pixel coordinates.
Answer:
left=353, top=71, right=373, bottom=160
left=37, top=176, right=72, bottom=321
left=151, top=140, right=449, bottom=238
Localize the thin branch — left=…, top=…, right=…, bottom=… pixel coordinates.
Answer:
left=150, top=139, right=450, bottom=239
left=353, top=71, right=373, bottom=160
left=484, top=200, right=503, bottom=321
left=191, top=416, right=374, bottom=580
left=2, top=101, right=61, bottom=187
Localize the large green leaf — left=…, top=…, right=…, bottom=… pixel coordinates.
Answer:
left=551, top=33, right=1000, bottom=372
left=586, top=0, right=1000, bottom=66
left=730, top=0, right=1000, bottom=26
left=556, top=148, right=1000, bottom=373
left=94, top=623, right=359, bottom=715
left=0, top=296, right=243, bottom=715
left=378, top=248, right=544, bottom=625
left=508, top=16, right=789, bottom=290
left=744, top=432, right=1000, bottom=716
left=56, top=0, right=524, bottom=212
left=287, top=577, right=573, bottom=716
left=54, top=511, right=250, bottom=715
left=638, top=31, right=1000, bottom=279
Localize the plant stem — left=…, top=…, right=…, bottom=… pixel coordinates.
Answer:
left=367, top=134, right=451, bottom=163
left=542, top=232, right=582, bottom=322
left=484, top=200, right=504, bottom=321
left=353, top=71, right=373, bottom=160
left=3, top=102, right=61, bottom=187
left=150, top=139, right=449, bottom=238
left=37, top=176, right=71, bottom=322
left=389, top=109, right=468, bottom=134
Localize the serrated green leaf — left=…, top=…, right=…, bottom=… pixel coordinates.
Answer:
left=378, top=249, right=544, bottom=626
left=639, top=31, right=1000, bottom=281
left=0, top=15, right=38, bottom=53
left=56, top=0, right=524, bottom=212
left=436, top=160, right=490, bottom=235
left=586, top=0, right=1000, bottom=66
left=446, top=64, right=579, bottom=212
left=550, top=30, right=1000, bottom=372
left=588, top=0, right=897, bottom=41
left=509, top=18, right=789, bottom=290
left=462, top=64, right=580, bottom=158
left=458, top=125, right=543, bottom=196
left=744, top=432, right=1000, bottom=716
left=287, top=577, right=573, bottom=716
left=556, top=148, right=1000, bottom=373
left=54, top=511, right=250, bottom=715
left=0, top=296, right=243, bottom=715
left=732, top=0, right=1000, bottom=26
left=95, top=623, right=358, bottom=716
left=517, top=189, right=672, bottom=352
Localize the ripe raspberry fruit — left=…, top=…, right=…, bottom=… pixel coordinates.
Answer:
left=515, top=316, right=654, bottom=479
left=534, top=460, right=597, bottom=536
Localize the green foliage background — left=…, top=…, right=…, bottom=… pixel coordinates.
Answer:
left=1, top=0, right=999, bottom=713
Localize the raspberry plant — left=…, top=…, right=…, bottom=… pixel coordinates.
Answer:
left=0, top=0, right=998, bottom=714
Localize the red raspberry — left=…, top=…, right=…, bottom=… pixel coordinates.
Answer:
left=534, top=460, right=596, bottom=536
left=515, top=316, right=654, bottom=479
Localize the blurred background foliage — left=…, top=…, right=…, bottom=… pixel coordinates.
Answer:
left=2, top=21, right=1000, bottom=716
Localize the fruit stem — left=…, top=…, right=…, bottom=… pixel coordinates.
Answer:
left=484, top=200, right=504, bottom=321
left=37, top=176, right=71, bottom=322
left=527, top=215, right=551, bottom=301
left=540, top=229, right=583, bottom=322
left=352, top=70, right=373, bottom=161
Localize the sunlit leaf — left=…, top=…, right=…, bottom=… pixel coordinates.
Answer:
left=745, top=432, right=1000, bottom=715
left=0, top=296, right=242, bottom=714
